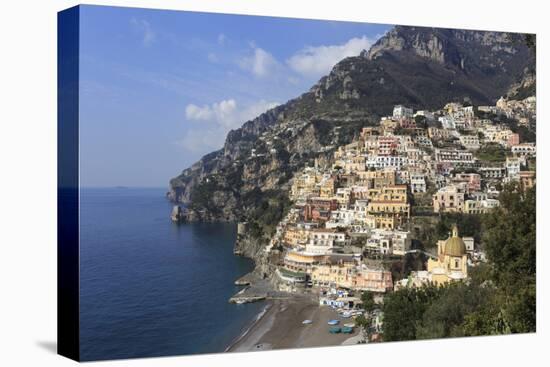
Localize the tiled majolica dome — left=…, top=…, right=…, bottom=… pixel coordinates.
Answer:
left=443, top=225, right=466, bottom=257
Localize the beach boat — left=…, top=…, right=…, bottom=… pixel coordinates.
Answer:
left=329, top=327, right=341, bottom=334
left=327, top=319, right=340, bottom=325
left=302, top=319, right=313, bottom=325
left=344, top=323, right=355, bottom=328
left=342, top=326, right=353, bottom=334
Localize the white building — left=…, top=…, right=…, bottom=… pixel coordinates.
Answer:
left=414, top=110, right=435, bottom=122
left=393, top=105, right=414, bottom=119
left=365, top=229, right=412, bottom=256
left=459, top=134, right=480, bottom=150
left=479, top=166, right=506, bottom=179
left=511, top=143, right=536, bottom=158
left=439, top=116, right=456, bottom=130
left=463, top=106, right=475, bottom=118
left=414, top=136, right=433, bottom=148
left=506, top=157, right=521, bottom=179
left=435, top=149, right=475, bottom=164
left=464, top=237, right=475, bottom=253
left=464, top=198, right=500, bottom=214
left=366, top=155, right=406, bottom=170
left=306, top=229, right=349, bottom=254
left=410, top=173, right=427, bottom=193
left=325, top=209, right=356, bottom=228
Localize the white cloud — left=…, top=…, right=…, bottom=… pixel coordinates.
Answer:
left=241, top=100, right=280, bottom=123
left=131, top=18, right=155, bottom=46
left=185, top=99, right=237, bottom=128
left=286, top=36, right=374, bottom=78
left=185, top=99, right=279, bottom=129
left=239, top=47, right=280, bottom=78
left=217, top=33, right=227, bottom=45
left=177, top=129, right=226, bottom=153
left=181, top=99, right=279, bottom=153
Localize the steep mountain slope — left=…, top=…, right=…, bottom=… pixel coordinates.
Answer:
left=168, top=25, right=534, bottom=237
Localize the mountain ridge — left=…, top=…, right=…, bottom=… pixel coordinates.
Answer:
left=168, top=25, right=535, bottom=233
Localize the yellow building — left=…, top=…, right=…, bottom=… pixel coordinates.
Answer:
left=367, top=185, right=407, bottom=202
left=283, top=226, right=309, bottom=247
left=356, top=169, right=396, bottom=189
left=519, top=171, right=536, bottom=191
left=367, top=201, right=410, bottom=215
left=380, top=117, right=399, bottom=131
left=319, top=177, right=336, bottom=198
left=343, top=155, right=367, bottom=173
left=373, top=216, right=397, bottom=230
left=283, top=250, right=325, bottom=273
left=366, top=185, right=410, bottom=227
left=311, top=260, right=355, bottom=287
left=290, top=171, right=322, bottom=200
left=426, top=225, right=468, bottom=285
left=311, top=261, right=393, bottom=292
left=360, top=127, right=381, bottom=139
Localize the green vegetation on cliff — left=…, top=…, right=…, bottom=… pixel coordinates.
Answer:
left=475, top=142, right=508, bottom=162
left=243, top=189, right=293, bottom=240
left=189, top=178, right=222, bottom=216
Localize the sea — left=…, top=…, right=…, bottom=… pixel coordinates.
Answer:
left=79, top=187, right=264, bottom=361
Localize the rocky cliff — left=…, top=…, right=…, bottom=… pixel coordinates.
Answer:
left=168, top=25, right=535, bottom=258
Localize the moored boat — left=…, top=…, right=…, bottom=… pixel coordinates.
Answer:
left=342, top=326, right=353, bottom=334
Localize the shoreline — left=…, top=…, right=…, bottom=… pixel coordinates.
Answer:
left=225, top=295, right=363, bottom=353
left=224, top=301, right=274, bottom=352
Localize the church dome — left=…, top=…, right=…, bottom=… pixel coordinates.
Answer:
left=443, top=225, right=466, bottom=257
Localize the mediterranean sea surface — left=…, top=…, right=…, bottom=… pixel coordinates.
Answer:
left=79, top=187, right=263, bottom=361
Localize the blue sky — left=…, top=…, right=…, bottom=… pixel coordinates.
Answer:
left=78, top=5, right=390, bottom=187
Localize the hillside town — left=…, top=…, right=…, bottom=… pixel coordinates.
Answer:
left=257, top=96, right=536, bottom=339
left=163, top=23, right=537, bottom=353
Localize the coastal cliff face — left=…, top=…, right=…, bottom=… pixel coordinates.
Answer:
left=168, top=25, right=534, bottom=258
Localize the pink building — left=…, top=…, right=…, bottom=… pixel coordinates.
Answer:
left=507, top=133, right=520, bottom=147
left=453, top=173, right=481, bottom=192
left=378, top=136, right=399, bottom=156
left=399, top=118, right=417, bottom=129
left=352, top=268, right=394, bottom=292
left=303, top=198, right=339, bottom=222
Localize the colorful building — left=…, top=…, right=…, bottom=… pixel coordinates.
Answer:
left=426, top=225, right=468, bottom=285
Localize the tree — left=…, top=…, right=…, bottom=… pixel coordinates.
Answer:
left=355, top=313, right=370, bottom=329
left=434, top=212, right=483, bottom=244
left=361, top=291, right=376, bottom=313
left=476, top=143, right=507, bottom=162
left=416, top=282, right=495, bottom=339
left=484, top=183, right=535, bottom=285
left=382, top=285, right=442, bottom=341
left=461, top=294, right=510, bottom=336
left=481, top=182, right=536, bottom=333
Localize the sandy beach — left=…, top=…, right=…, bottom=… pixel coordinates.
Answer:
left=227, top=296, right=362, bottom=353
